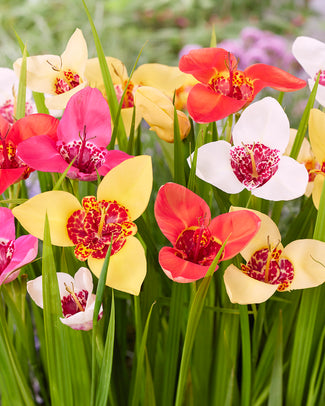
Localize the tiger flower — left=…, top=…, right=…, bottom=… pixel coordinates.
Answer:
left=224, top=207, right=325, bottom=304
left=27, top=267, right=103, bottom=331
left=85, top=57, right=189, bottom=135
left=13, top=28, right=88, bottom=110
left=13, top=156, right=153, bottom=295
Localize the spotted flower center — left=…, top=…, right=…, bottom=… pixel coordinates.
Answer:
left=56, top=125, right=107, bottom=179
left=241, top=246, right=294, bottom=291
left=0, top=239, right=14, bottom=274
left=52, top=68, right=81, bottom=95
left=0, top=99, right=34, bottom=124
left=67, top=196, right=137, bottom=261
left=114, top=81, right=139, bottom=108
left=210, top=70, right=254, bottom=101
left=230, top=142, right=281, bottom=190
left=61, top=285, right=88, bottom=318
left=314, top=69, right=325, bottom=86
left=174, top=226, right=223, bottom=266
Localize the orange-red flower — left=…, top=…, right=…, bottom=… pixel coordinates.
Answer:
left=179, top=47, right=306, bottom=123
left=154, top=183, right=261, bottom=282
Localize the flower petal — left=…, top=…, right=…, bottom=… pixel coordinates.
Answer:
left=284, top=239, right=325, bottom=290
left=61, top=28, right=88, bottom=73
left=252, top=156, right=308, bottom=201
left=158, top=246, right=214, bottom=283
left=1, top=235, right=38, bottom=285
left=308, top=78, right=325, bottom=107
left=27, top=275, right=44, bottom=308
left=97, top=150, right=132, bottom=176
left=132, top=64, right=188, bottom=95
left=45, top=83, right=87, bottom=110
left=8, top=113, right=59, bottom=145
left=292, top=36, right=325, bottom=78
left=12, top=191, right=81, bottom=246
left=224, top=264, right=278, bottom=304
left=57, top=86, right=111, bottom=146
left=0, top=168, right=27, bottom=195
left=209, top=210, right=261, bottom=260
left=193, top=140, right=244, bottom=194
left=88, top=236, right=146, bottom=295
left=73, top=267, right=93, bottom=295
left=232, top=97, right=290, bottom=152
left=17, top=135, right=72, bottom=173
left=179, top=47, right=232, bottom=83
left=308, top=109, right=325, bottom=163
left=13, top=54, right=60, bottom=94
left=97, top=155, right=152, bottom=221
left=186, top=83, right=245, bottom=123
left=60, top=297, right=101, bottom=331
left=154, top=182, right=211, bottom=245
left=312, top=174, right=324, bottom=210
left=245, top=63, right=306, bottom=95
left=0, top=207, right=15, bottom=240
left=229, top=207, right=282, bottom=261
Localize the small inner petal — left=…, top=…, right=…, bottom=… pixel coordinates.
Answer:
left=230, top=142, right=280, bottom=190
left=66, top=197, right=137, bottom=261
left=61, top=289, right=88, bottom=318
left=0, top=239, right=14, bottom=274
left=241, top=247, right=294, bottom=290
left=174, top=225, right=223, bottom=266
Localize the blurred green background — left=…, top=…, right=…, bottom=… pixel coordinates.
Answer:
left=1, top=0, right=323, bottom=71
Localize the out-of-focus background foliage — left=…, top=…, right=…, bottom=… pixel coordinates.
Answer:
left=1, top=0, right=324, bottom=70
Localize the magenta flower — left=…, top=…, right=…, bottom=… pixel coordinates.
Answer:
left=0, top=207, right=38, bottom=285
left=17, top=87, right=131, bottom=181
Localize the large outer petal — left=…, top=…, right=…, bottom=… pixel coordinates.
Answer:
left=61, top=28, right=88, bottom=74
left=0, top=168, right=27, bottom=195
left=57, top=87, right=111, bottom=146
left=97, top=155, right=152, bottom=221
left=209, top=210, right=261, bottom=260
left=308, top=78, right=325, bottom=107
left=132, top=64, right=188, bottom=95
left=154, top=182, right=211, bottom=245
left=252, top=156, right=308, bottom=201
left=193, top=140, right=244, bottom=194
left=88, top=236, right=146, bottom=295
left=12, top=191, right=81, bottom=246
left=13, top=54, right=60, bottom=94
left=292, top=36, right=325, bottom=78
left=224, top=264, right=278, bottom=304
left=179, top=48, right=233, bottom=83
left=158, top=246, right=214, bottom=283
left=0, top=207, right=15, bottom=240
left=45, top=83, right=87, bottom=110
left=97, top=150, right=132, bottom=177
left=17, top=135, right=73, bottom=173
left=186, top=84, right=245, bottom=123
left=8, top=113, right=59, bottom=145
left=245, top=63, right=306, bottom=96
left=312, top=174, right=324, bottom=210
left=232, top=97, right=290, bottom=152
left=230, top=207, right=281, bottom=261
left=284, top=239, right=325, bottom=290
left=0, top=115, right=11, bottom=137
left=308, top=109, right=325, bottom=163
left=2, top=234, right=38, bottom=285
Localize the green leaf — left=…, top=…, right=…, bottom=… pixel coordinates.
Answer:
left=173, top=106, right=186, bottom=185
left=95, top=291, right=115, bottom=406
left=15, top=45, right=27, bottom=120
left=175, top=239, right=229, bottom=406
